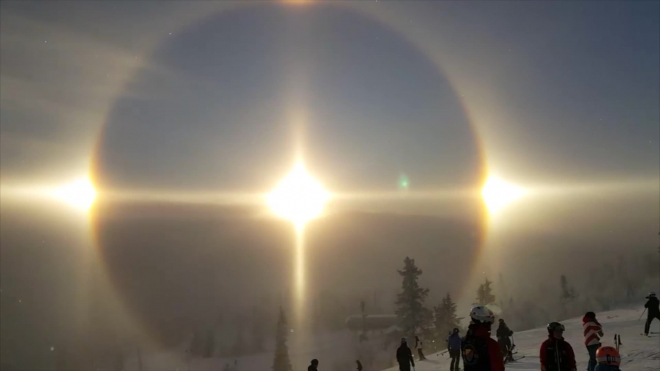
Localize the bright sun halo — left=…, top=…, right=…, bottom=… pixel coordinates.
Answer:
left=267, top=162, right=330, bottom=229
left=481, top=176, right=525, bottom=214
left=53, top=177, right=97, bottom=211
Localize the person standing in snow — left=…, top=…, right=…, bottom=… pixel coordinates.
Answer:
left=396, top=338, right=415, bottom=371
left=461, top=306, right=504, bottom=371
left=307, top=359, right=319, bottom=371
left=583, top=312, right=604, bottom=371
left=496, top=319, right=514, bottom=361
left=643, top=292, right=660, bottom=336
left=540, top=322, right=577, bottom=371
left=414, top=335, right=426, bottom=361
left=594, top=346, right=622, bottom=371
left=447, top=328, right=462, bottom=371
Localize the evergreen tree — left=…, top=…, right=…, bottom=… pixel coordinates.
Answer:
left=433, top=293, right=460, bottom=343
left=560, top=275, right=577, bottom=302
left=560, top=275, right=572, bottom=299
left=475, top=278, right=496, bottom=306
left=559, top=274, right=577, bottom=317
left=395, top=257, right=431, bottom=336
left=272, top=307, right=292, bottom=371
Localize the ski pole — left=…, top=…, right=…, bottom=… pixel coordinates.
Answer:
left=614, top=334, right=618, bottom=351
left=638, top=308, right=647, bottom=322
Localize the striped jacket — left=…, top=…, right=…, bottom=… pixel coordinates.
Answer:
left=582, top=316, right=603, bottom=346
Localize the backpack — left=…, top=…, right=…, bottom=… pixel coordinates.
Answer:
left=461, top=334, right=491, bottom=371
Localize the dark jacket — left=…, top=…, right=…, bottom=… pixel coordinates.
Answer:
left=496, top=322, right=513, bottom=339
left=307, top=366, right=317, bottom=371
left=461, top=324, right=504, bottom=371
left=540, top=336, right=577, bottom=371
left=447, top=333, right=462, bottom=350
left=396, top=344, right=414, bottom=367
left=645, top=296, right=660, bottom=316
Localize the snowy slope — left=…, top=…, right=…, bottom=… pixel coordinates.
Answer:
left=384, top=308, right=659, bottom=371
left=124, top=308, right=658, bottom=370
left=123, top=328, right=366, bottom=371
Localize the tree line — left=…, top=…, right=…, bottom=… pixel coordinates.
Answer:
left=393, top=250, right=659, bottom=348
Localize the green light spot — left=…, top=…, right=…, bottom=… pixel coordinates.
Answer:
left=398, top=174, right=410, bottom=190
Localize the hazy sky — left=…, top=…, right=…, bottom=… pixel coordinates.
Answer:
left=1, top=1, right=658, bottom=185
left=1, top=0, right=657, bottom=253
left=1, top=1, right=658, bottom=369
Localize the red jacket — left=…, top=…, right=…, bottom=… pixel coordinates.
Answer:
left=540, top=336, right=576, bottom=371
left=462, top=325, right=504, bottom=371
left=484, top=330, right=504, bottom=371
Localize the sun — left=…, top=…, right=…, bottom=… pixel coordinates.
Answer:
left=52, top=177, right=97, bottom=211
left=481, top=176, right=525, bottom=214
left=267, top=162, right=330, bottom=229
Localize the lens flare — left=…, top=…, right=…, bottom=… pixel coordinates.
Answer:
left=267, top=161, right=330, bottom=229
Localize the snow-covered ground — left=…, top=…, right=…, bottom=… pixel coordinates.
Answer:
left=385, top=308, right=659, bottom=371
left=124, top=308, right=658, bottom=370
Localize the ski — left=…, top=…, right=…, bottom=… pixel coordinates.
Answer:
left=505, top=355, right=525, bottom=364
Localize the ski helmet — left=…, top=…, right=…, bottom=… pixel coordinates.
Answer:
left=547, top=322, right=565, bottom=333
left=311, top=359, right=319, bottom=366
left=469, top=306, right=495, bottom=324
left=401, top=338, right=407, bottom=344
left=453, top=328, right=459, bottom=334
left=498, top=318, right=504, bottom=323
left=596, top=346, right=620, bottom=366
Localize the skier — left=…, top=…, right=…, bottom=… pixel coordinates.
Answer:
left=415, top=335, right=426, bottom=360
left=396, top=338, right=415, bottom=371
left=447, top=328, right=462, bottom=371
left=594, top=346, right=622, bottom=371
left=496, top=318, right=514, bottom=362
left=308, top=359, right=319, bottom=371
left=539, top=322, right=577, bottom=371
left=583, top=312, right=604, bottom=371
left=356, top=360, right=363, bottom=371
left=461, top=306, right=504, bottom=371
left=643, top=292, right=660, bottom=336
